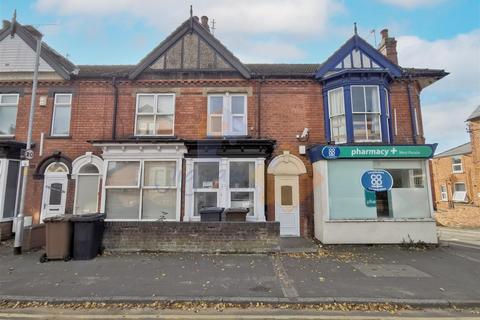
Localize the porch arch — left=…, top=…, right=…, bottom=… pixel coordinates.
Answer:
left=267, top=151, right=307, bottom=176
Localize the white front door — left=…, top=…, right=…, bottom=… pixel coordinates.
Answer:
left=41, top=176, right=68, bottom=222
left=275, top=176, right=300, bottom=237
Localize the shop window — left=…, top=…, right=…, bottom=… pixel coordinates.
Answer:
left=328, top=88, right=346, bottom=144
left=193, top=162, right=219, bottom=216
left=387, top=169, right=424, bottom=188
left=229, top=161, right=255, bottom=216
left=208, top=94, right=247, bottom=136
left=452, top=183, right=467, bottom=202
left=440, top=185, right=448, bottom=201
left=0, top=94, right=19, bottom=136
left=452, top=157, right=463, bottom=173
left=104, top=160, right=179, bottom=220
left=351, top=86, right=382, bottom=142
left=51, top=94, right=72, bottom=136
left=135, top=94, right=175, bottom=136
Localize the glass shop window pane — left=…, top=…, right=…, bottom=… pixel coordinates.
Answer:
left=281, top=186, right=293, bottom=206
left=351, top=87, right=365, bottom=112
left=136, top=115, right=155, bottom=135
left=106, top=161, right=140, bottom=187
left=105, top=189, right=140, bottom=219
left=138, top=95, right=155, bottom=113
left=194, top=162, right=219, bottom=188
left=3, top=161, right=20, bottom=218
left=194, top=192, right=217, bottom=216
left=76, top=175, right=99, bottom=214
left=144, top=161, right=176, bottom=187
left=231, top=191, right=254, bottom=216
left=142, top=189, right=176, bottom=220
left=229, top=162, right=255, bottom=188
left=49, top=183, right=63, bottom=205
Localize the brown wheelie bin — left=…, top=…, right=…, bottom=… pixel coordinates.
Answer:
left=40, top=214, right=73, bottom=262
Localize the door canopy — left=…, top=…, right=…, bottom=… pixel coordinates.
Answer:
left=267, top=151, right=307, bottom=176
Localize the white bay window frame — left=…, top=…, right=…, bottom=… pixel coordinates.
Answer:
left=135, top=93, right=175, bottom=137
left=351, top=85, right=382, bottom=143
left=185, top=157, right=265, bottom=222
left=207, top=93, right=247, bottom=136
left=327, top=87, right=347, bottom=144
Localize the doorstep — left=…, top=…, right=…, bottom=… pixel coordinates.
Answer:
left=279, top=237, right=319, bottom=253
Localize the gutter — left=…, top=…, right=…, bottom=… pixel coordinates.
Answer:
left=111, top=77, right=118, bottom=140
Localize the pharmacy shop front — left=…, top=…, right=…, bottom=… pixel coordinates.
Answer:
left=308, top=145, right=438, bottom=244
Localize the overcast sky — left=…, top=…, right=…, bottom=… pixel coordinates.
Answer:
left=1, top=0, right=479, bottom=152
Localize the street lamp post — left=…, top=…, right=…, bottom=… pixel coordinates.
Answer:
left=13, top=34, right=42, bottom=255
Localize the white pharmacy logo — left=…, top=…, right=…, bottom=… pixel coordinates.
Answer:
left=328, top=148, right=336, bottom=157
left=370, top=173, right=384, bottom=188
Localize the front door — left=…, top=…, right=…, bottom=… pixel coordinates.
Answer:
left=275, top=176, right=300, bottom=237
left=41, top=176, right=68, bottom=222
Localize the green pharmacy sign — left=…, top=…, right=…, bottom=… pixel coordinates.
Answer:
left=310, top=144, right=437, bottom=161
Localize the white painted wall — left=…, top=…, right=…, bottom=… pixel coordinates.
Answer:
left=0, top=35, right=54, bottom=73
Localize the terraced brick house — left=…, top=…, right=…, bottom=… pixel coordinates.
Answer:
left=0, top=14, right=447, bottom=245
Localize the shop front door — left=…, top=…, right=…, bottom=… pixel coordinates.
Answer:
left=41, top=177, right=68, bottom=222
left=275, top=176, right=300, bottom=237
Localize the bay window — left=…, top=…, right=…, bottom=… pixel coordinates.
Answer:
left=104, top=160, right=179, bottom=220
left=135, top=94, right=175, bottom=136
left=208, top=94, right=247, bottom=136
left=192, top=162, right=220, bottom=216
left=352, top=85, right=381, bottom=142
left=328, top=88, right=347, bottom=144
left=0, top=94, right=19, bottom=136
left=51, top=94, right=72, bottom=136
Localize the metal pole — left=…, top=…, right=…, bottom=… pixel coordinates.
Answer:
left=13, top=35, right=42, bottom=255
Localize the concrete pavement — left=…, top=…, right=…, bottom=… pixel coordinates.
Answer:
left=438, top=227, right=480, bottom=247
left=0, top=242, right=479, bottom=307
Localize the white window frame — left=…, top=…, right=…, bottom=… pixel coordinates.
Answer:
left=228, top=160, right=256, bottom=217
left=452, top=156, right=463, bottom=173
left=384, top=88, right=390, bottom=143
left=103, top=159, right=182, bottom=221
left=185, top=157, right=265, bottom=222
left=327, top=87, right=347, bottom=144
left=452, top=182, right=467, bottom=203
left=72, top=154, right=104, bottom=215
left=351, top=85, right=382, bottom=143
left=134, top=93, right=176, bottom=137
left=207, top=93, right=248, bottom=136
left=191, top=159, right=221, bottom=218
left=51, top=93, right=72, bottom=137
left=0, top=93, right=19, bottom=137
left=440, top=185, right=448, bottom=201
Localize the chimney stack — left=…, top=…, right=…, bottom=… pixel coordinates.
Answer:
left=378, top=28, right=398, bottom=65
left=2, top=20, right=10, bottom=30
left=201, top=16, right=210, bottom=32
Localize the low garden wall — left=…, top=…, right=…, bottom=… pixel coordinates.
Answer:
left=103, top=221, right=280, bottom=253
left=0, top=221, right=12, bottom=241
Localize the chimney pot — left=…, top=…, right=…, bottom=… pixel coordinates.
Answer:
left=201, top=16, right=210, bottom=32
left=380, top=29, right=389, bottom=39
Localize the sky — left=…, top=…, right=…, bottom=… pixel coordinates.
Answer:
left=0, top=0, right=479, bottom=152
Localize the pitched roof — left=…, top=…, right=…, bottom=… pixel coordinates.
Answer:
left=0, top=20, right=77, bottom=79
left=128, top=18, right=250, bottom=79
left=434, top=142, right=472, bottom=158
left=467, top=105, right=480, bottom=121
left=247, top=64, right=320, bottom=77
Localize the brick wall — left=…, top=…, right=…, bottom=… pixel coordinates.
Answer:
left=103, top=221, right=280, bottom=253
left=431, top=154, right=475, bottom=210
left=0, top=221, right=13, bottom=241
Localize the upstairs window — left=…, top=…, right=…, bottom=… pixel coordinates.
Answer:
left=135, top=94, right=175, bottom=136
left=208, top=94, right=247, bottom=136
left=452, top=156, right=463, bottom=173
left=0, top=94, right=19, bottom=136
left=51, top=94, right=72, bottom=136
left=351, top=85, right=382, bottom=142
left=328, top=88, right=347, bottom=144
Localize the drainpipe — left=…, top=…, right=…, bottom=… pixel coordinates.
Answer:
left=111, top=77, right=118, bottom=140
left=406, top=78, right=417, bottom=144
left=256, top=77, right=264, bottom=138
